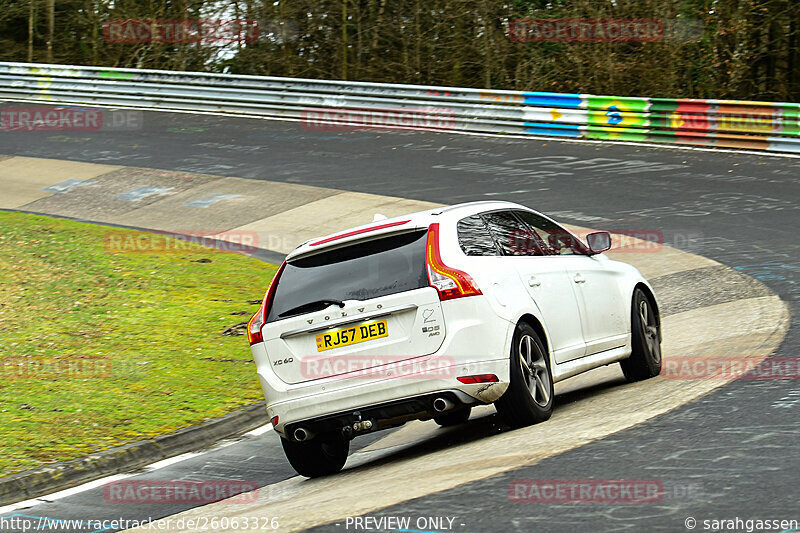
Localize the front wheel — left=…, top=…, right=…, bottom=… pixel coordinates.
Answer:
left=280, top=432, right=349, bottom=478
left=494, top=323, right=553, bottom=428
left=619, top=288, right=662, bottom=382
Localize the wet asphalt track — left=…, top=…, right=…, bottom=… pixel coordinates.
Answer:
left=0, top=109, right=798, bottom=532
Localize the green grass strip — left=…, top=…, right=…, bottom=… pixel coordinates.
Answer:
left=0, top=212, right=277, bottom=476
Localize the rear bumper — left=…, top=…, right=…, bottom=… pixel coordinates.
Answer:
left=261, top=358, right=509, bottom=436
left=250, top=297, right=514, bottom=435
left=283, top=389, right=489, bottom=443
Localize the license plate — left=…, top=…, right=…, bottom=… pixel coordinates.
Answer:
left=315, top=320, right=388, bottom=352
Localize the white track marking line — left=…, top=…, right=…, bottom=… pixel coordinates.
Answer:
left=244, top=424, right=273, bottom=436
left=0, top=431, right=262, bottom=514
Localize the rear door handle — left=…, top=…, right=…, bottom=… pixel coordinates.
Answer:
left=528, top=275, right=541, bottom=287
left=573, top=273, right=586, bottom=284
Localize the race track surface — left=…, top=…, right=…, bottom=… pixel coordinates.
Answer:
left=0, top=108, right=798, bottom=532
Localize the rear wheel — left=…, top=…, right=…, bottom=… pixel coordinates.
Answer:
left=620, top=288, right=662, bottom=382
left=495, top=323, right=553, bottom=428
left=434, top=407, right=472, bottom=427
left=280, top=432, right=349, bottom=478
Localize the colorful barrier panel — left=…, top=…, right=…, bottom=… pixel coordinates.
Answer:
left=0, top=62, right=797, bottom=153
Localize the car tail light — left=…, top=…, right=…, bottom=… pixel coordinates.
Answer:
left=426, top=223, right=482, bottom=300
left=457, top=374, right=499, bottom=384
left=247, top=261, right=286, bottom=345
left=271, top=416, right=279, bottom=426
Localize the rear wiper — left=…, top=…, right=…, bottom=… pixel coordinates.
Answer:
left=278, top=298, right=346, bottom=318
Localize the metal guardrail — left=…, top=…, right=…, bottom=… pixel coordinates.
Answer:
left=0, top=61, right=798, bottom=153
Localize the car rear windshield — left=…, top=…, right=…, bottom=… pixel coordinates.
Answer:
left=266, top=230, right=429, bottom=322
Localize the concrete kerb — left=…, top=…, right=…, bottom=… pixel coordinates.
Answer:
left=0, top=402, right=267, bottom=506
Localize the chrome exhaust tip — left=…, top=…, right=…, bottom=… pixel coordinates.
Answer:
left=433, top=397, right=454, bottom=413
left=293, top=427, right=312, bottom=442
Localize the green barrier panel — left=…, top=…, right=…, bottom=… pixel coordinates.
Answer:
left=586, top=96, right=649, bottom=140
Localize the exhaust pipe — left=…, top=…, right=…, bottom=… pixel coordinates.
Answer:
left=293, top=427, right=313, bottom=442
left=433, top=397, right=454, bottom=413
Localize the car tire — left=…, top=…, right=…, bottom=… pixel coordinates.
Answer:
left=494, top=323, right=554, bottom=428
left=433, top=407, right=472, bottom=427
left=280, top=432, right=349, bottom=478
left=620, top=288, right=662, bottom=382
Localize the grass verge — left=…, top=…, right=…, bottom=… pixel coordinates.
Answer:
left=0, top=212, right=277, bottom=476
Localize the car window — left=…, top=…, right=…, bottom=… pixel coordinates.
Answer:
left=513, top=210, right=588, bottom=256
left=266, top=230, right=429, bottom=322
left=481, top=210, right=531, bottom=256
left=456, top=215, right=499, bottom=256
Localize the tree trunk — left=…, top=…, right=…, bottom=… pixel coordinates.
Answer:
left=341, top=0, right=348, bottom=80
left=28, top=0, right=35, bottom=62
left=46, top=0, right=54, bottom=63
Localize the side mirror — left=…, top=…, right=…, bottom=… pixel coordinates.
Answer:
left=586, top=231, right=611, bottom=255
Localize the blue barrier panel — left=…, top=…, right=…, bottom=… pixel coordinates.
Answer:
left=524, top=122, right=582, bottom=137
left=523, top=92, right=583, bottom=108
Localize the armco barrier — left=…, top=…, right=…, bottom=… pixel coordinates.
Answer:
left=0, top=62, right=798, bottom=153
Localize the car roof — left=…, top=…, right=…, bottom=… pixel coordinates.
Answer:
left=285, top=200, right=531, bottom=261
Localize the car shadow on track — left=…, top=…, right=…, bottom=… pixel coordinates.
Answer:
left=341, top=370, right=630, bottom=472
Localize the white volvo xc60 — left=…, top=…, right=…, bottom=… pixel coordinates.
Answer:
left=247, top=201, right=661, bottom=477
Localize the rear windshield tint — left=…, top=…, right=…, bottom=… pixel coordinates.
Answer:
left=266, top=230, right=429, bottom=322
